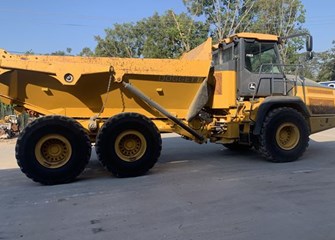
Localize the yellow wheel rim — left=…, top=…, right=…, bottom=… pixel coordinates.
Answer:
left=35, top=134, right=72, bottom=168
left=115, top=130, right=147, bottom=162
left=275, top=123, right=300, bottom=150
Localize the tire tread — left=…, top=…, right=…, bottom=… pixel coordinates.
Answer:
left=96, top=112, right=162, bottom=177
left=16, top=115, right=91, bottom=185
left=258, top=107, right=309, bottom=163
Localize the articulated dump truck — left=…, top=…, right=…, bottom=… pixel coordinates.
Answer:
left=1, top=32, right=335, bottom=185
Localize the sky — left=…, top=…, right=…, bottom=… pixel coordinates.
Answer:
left=0, top=0, right=334, bottom=55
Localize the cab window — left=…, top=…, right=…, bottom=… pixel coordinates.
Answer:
left=222, top=47, right=233, bottom=63
left=245, top=42, right=281, bottom=73
left=212, top=45, right=234, bottom=66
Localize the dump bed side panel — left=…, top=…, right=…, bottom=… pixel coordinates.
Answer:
left=0, top=55, right=212, bottom=119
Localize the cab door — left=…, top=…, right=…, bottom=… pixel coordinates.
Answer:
left=238, top=39, right=287, bottom=98
left=211, top=43, right=238, bottom=109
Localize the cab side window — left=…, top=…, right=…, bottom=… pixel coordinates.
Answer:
left=212, top=45, right=234, bottom=66
left=222, top=47, right=233, bottom=63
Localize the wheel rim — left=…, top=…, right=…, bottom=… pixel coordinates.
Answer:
left=115, top=130, right=147, bottom=162
left=35, top=134, right=72, bottom=168
left=275, top=123, right=300, bottom=150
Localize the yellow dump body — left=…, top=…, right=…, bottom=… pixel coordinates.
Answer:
left=295, top=80, right=335, bottom=133
left=0, top=39, right=212, bottom=129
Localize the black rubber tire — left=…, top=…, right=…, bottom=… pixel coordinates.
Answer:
left=258, top=107, right=309, bottom=163
left=16, top=116, right=91, bottom=185
left=95, top=113, right=162, bottom=177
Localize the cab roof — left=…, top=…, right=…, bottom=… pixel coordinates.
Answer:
left=213, top=32, right=280, bottom=49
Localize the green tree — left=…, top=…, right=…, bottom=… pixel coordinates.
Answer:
left=140, top=11, right=209, bottom=58
left=79, top=47, right=94, bottom=57
left=250, top=0, right=306, bottom=64
left=183, top=0, right=306, bottom=63
left=95, top=22, right=142, bottom=57
left=47, top=48, right=74, bottom=56
left=94, top=11, right=209, bottom=58
left=50, top=50, right=66, bottom=56
left=25, top=50, right=34, bottom=55
left=183, top=0, right=256, bottom=40
left=302, top=53, right=320, bottom=80
left=317, top=41, right=335, bottom=82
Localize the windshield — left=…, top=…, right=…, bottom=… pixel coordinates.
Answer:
left=245, top=41, right=281, bottom=73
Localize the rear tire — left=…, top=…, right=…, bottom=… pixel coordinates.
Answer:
left=16, top=116, right=91, bottom=185
left=258, top=107, right=309, bottom=162
left=95, top=113, right=162, bottom=177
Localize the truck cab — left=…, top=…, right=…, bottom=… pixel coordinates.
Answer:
left=211, top=33, right=304, bottom=109
left=207, top=32, right=335, bottom=162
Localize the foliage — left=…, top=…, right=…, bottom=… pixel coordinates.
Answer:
left=302, top=53, right=320, bottom=80
left=94, top=11, right=209, bottom=58
left=249, top=0, right=305, bottom=35
left=317, top=41, right=335, bottom=82
left=0, top=102, right=14, bottom=119
left=49, top=50, right=66, bottom=56
left=300, top=41, right=335, bottom=82
left=140, top=11, right=209, bottom=58
left=183, top=0, right=306, bottom=63
left=25, top=50, right=34, bottom=55
left=48, top=48, right=72, bottom=56
left=183, top=0, right=256, bottom=40
left=79, top=47, right=94, bottom=57
left=95, top=22, right=142, bottom=57
left=251, top=0, right=306, bottom=64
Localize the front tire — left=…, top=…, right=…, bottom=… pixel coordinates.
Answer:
left=16, top=116, right=91, bottom=185
left=258, top=107, right=309, bottom=162
left=95, top=113, right=162, bottom=177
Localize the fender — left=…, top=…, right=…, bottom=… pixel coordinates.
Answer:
left=253, top=96, right=310, bottom=135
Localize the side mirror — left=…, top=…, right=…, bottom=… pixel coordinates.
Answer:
left=306, top=51, right=314, bottom=60
left=306, top=35, right=313, bottom=52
